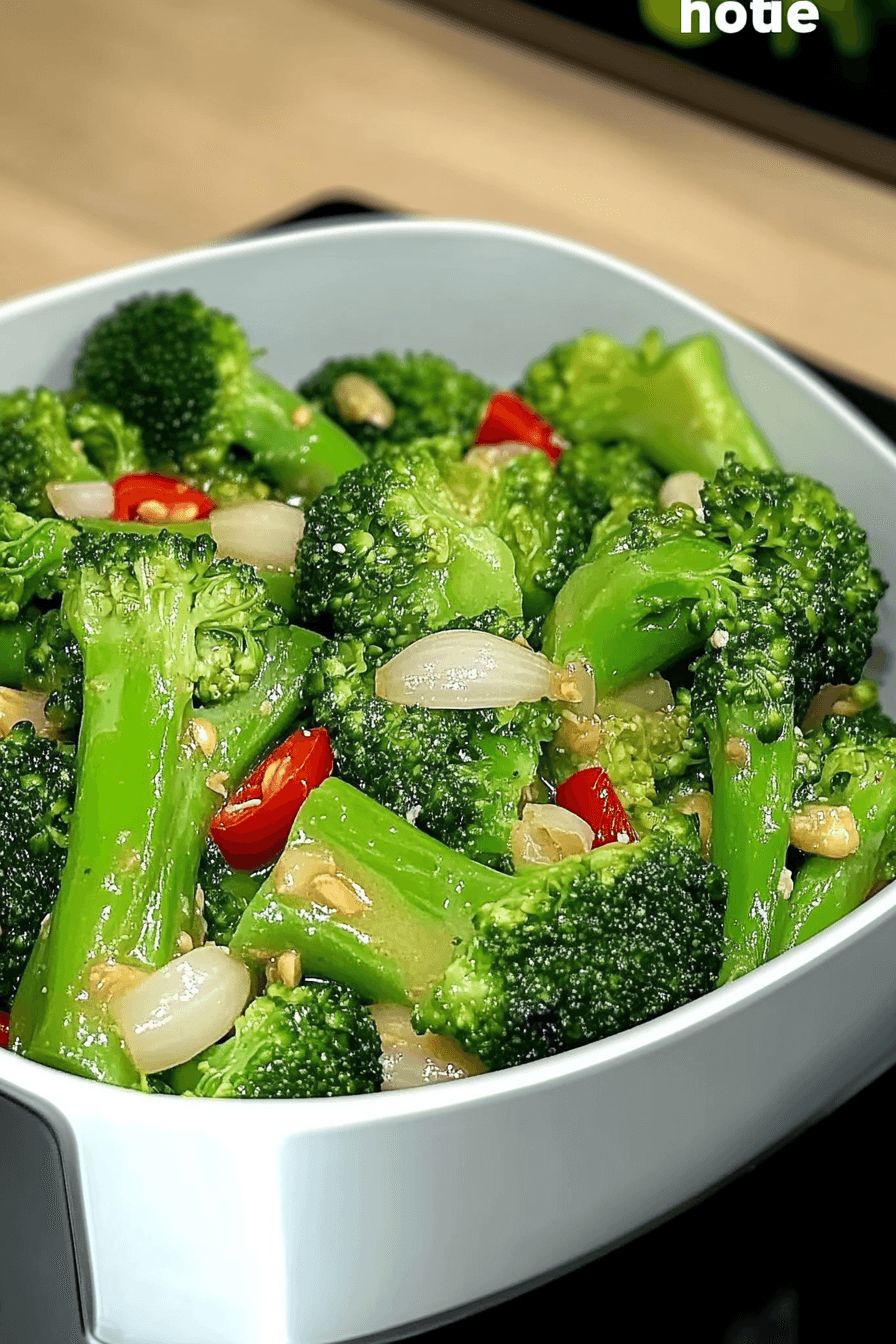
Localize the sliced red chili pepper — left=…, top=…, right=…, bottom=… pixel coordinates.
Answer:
left=555, top=766, right=639, bottom=848
left=474, top=392, right=567, bottom=463
left=112, top=473, right=216, bottom=524
left=0, top=1012, right=9, bottom=1049
left=210, top=727, right=334, bottom=869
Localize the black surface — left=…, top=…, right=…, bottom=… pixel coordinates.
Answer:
left=529, top=1, right=896, bottom=141
left=0, top=1094, right=87, bottom=1344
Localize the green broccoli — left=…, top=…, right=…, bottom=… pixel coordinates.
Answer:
left=294, top=453, right=522, bottom=658
left=168, top=980, right=383, bottom=1098
left=444, top=440, right=660, bottom=624
left=518, top=329, right=777, bottom=477
left=298, top=351, right=493, bottom=451
left=0, top=605, right=82, bottom=735
left=542, top=458, right=884, bottom=981
left=71, top=291, right=366, bottom=504
left=0, top=724, right=76, bottom=1009
left=0, top=502, right=76, bottom=622
left=0, top=388, right=106, bottom=518
left=197, top=841, right=270, bottom=947
left=231, top=778, right=725, bottom=1071
left=306, top=628, right=559, bottom=869
left=61, top=396, right=148, bottom=479
left=9, top=528, right=322, bottom=1087
left=767, top=703, right=896, bottom=958
left=549, top=686, right=703, bottom=819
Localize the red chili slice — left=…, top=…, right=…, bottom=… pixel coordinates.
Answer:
left=555, top=766, right=639, bottom=848
left=210, top=727, right=334, bottom=869
left=112, top=473, right=216, bottom=524
left=474, top=392, right=567, bottom=463
left=0, top=1012, right=9, bottom=1049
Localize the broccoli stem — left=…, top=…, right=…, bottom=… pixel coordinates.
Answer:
left=11, top=626, right=322, bottom=1086
left=542, top=534, right=732, bottom=692
left=710, top=703, right=797, bottom=983
left=230, top=778, right=510, bottom=1004
left=238, top=372, right=366, bottom=499
left=767, top=770, right=896, bottom=957
left=0, top=621, right=35, bottom=685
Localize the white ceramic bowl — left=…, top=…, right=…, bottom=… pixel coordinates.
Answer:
left=1, top=219, right=896, bottom=1344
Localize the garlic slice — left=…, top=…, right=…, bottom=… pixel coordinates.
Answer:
left=512, top=804, right=595, bottom=868
left=375, top=630, right=594, bottom=712
left=46, top=480, right=114, bottom=519
left=112, top=944, right=250, bottom=1074
left=210, top=501, right=305, bottom=571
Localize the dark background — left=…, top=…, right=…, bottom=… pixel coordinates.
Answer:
left=530, top=1, right=896, bottom=138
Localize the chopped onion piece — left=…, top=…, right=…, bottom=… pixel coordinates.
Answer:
left=617, top=674, right=674, bottom=713
left=210, top=501, right=305, bottom=571
left=0, top=687, right=56, bottom=739
left=658, top=471, right=705, bottom=519
left=112, top=944, right=250, bottom=1074
left=375, top=630, right=566, bottom=709
left=512, top=803, right=595, bottom=868
left=46, top=480, right=114, bottom=519
left=370, top=1003, right=487, bottom=1089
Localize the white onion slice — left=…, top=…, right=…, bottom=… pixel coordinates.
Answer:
left=512, top=803, right=595, bottom=868
left=658, top=471, right=705, bottom=519
left=375, top=630, right=561, bottom=709
left=210, top=501, right=305, bottom=571
left=112, top=944, right=250, bottom=1074
left=616, top=673, right=674, bottom=713
left=370, top=1004, right=487, bottom=1089
left=46, top=480, right=114, bottom=519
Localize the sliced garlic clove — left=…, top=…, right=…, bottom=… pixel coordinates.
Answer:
left=511, top=803, right=595, bottom=868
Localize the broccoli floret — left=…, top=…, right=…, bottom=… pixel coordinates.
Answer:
left=197, top=841, right=270, bottom=947
left=542, top=457, right=885, bottom=982
left=61, top=396, right=148, bottom=479
left=168, top=980, right=383, bottom=1099
left=549, top=686, right=703, bottom=817
left=0, top=724, right=76, bottom=1009
left=0, top=389, right=106, bottom=518
left=307, top=628, right=559, bottom=868
left=518, top=329, right=777, bottom=477
left=443, top=441, right=660, bottom=625
left=294, top=454, right=522, bottom=657
left=9, top=526, right=322, bottom=1087
left=0, top=502, right=76, bottom=622
left=231, top=779, right=725, bottom=1071
left=71, top=291, right=366, bottom=503
left=299, top=351, right=493, bottom=451
left=767, top=702, right=896, bottom=958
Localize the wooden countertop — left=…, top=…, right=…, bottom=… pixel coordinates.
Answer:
left=2, top=0, right=895, bottom=394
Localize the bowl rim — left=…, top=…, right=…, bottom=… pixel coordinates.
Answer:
left=2, top=213, right=895, bottom=1125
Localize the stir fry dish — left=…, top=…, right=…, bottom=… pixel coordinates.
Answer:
left=0, top=293, right=889, bottom=1096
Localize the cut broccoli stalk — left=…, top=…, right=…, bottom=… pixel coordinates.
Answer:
left=168, top=980, right=383, bottom=1099
left=10, top=531, right=321, bottom=1086
left=518, top=330, right=777, bottom=477
left=708, top=699, right=797, bottom=983
left=542, top=528, right=743, bottom=693
left=231, top=778, right=511, bottom=1005
left=232, top=779, right=726, bottom=1070
left=71, top=291, right=366, bottom=503
left=768, top=710, right=896, bottom=957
